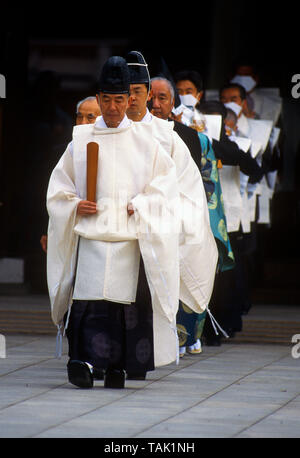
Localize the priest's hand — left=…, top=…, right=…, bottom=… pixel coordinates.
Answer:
left=77, top=200, right=97, bottom=216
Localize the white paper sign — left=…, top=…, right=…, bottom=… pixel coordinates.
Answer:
left=240, top=172, right=249, bottom=196
left=172, top=104, right=194, bottom=126
left=219, top=165, right=243, bottom=232
left=251, top=89, right=282, bottom=124
left=203, top=114, right=222, bottom=141
left=240, top=192, right=251, bottom=233
left=267, top=171, right=278, bottom=193
left=250, top=141, right=262, bottom=158
left=257, top=176, right=272, bottom=224
left=269, top=127, right=281, bottom=151
left=230, top=136, right=252, bottom=153
left=247, top=119, right=273, bottom=154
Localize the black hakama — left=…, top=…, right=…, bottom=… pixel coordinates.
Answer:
left=65, top=258, right=155, bottom=374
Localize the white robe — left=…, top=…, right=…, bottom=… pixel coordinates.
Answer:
left=139, top=114, right=218, bottom=313
left=47, top=118, right=181, bottom=367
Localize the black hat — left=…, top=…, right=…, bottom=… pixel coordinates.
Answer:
left=98, top=56, right=130, bottom=94
left=126, top=51, right=150, bottom=87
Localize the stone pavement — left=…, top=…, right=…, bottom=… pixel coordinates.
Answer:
left=1, top=332, right=300, bottom=439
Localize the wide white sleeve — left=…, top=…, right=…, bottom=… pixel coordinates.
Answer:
left=171, top=132, right=218, bottom=313
left=46, top=144, right=81, bottom=326
left=131, top=142, right=180, bottom=325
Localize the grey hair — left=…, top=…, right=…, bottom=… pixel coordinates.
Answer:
left=76, top=96, right=97, bottom=113
left=150, top=77, right=175, bottom=101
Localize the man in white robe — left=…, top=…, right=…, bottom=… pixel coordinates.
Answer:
left=47, top=56, right=182, bottom=389
left=125, top=52, right=219, bottom=353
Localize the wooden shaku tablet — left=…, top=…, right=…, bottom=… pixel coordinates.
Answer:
left=86, top=142, right=99, bottom=202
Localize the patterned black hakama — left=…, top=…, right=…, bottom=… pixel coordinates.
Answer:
left=65, top=258, right=155, bottom=374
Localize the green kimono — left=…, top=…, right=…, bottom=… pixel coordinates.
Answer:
left=177, top=132, right=235, bottom=349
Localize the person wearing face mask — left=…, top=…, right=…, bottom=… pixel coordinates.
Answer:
left=175, top=77, right=264, bottom=181
left=174, top=75, right=263, bottom=344
left=150, top=76, right=235, bottom=352
left=196, top=98, right=264, bottom=181
left=219, top=83, right=275, bottom=173
left=173, top=70, right=205, bottom=128
left=226, top=63, right=282, bottom=309
left=196, top=100, right=268, bottom=344
left=230, top=59, right=282, bottom=125
left=230, top=74, right=259, bottom=119
left=174, top=70, right=204, bottom=108
left=220, top=83, right=252, bottom=132
left=219, top=83, right=277, bottom=204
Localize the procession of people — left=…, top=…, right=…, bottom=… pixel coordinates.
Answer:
left=45, top=51, right=282, bottom=389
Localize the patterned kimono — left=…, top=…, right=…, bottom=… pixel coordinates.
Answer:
left=177, top=132, right=235, bottom=349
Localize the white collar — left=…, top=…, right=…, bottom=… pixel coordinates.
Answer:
left=94, top=115, right=131, bottom=129
left=140, top=108, right=153, bottom=123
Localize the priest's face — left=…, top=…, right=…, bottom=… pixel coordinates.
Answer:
left=151, top=79, right=174, bottom=120
left=97, top=93, right=129, bottom=127
left=127, top=84, right=150, bottom=121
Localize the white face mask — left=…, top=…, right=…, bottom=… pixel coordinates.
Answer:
left=230, top=75, right=257, bottom=93
left=224, top=102, right=242, bottom=117
left=179, top=94, right=199, bottom=108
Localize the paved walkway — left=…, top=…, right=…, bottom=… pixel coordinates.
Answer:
left=1, top=333, right=300, bottom=439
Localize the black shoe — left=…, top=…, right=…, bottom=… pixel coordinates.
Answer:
left=127, top=372, right=146, bottom=380
left=93, top=367, right=104, bottom=380
left=67, top=360, right=94, bottom=388
left=104, top=369, right=125, bottom=389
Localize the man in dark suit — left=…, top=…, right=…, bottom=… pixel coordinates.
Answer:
left=150, top=76, right=204, bottom=177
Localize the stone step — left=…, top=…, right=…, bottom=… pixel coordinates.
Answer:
left=231, top=336, right=291, bottom=344
left=240, top=320, right=300, bottom=332
left=1, top=298, right=300, bottom=345
left=0, top=296, right=56, bottom=335
left=0, top=310, right=56, bottom=335
left=232, top=305, right=300, bottom=345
